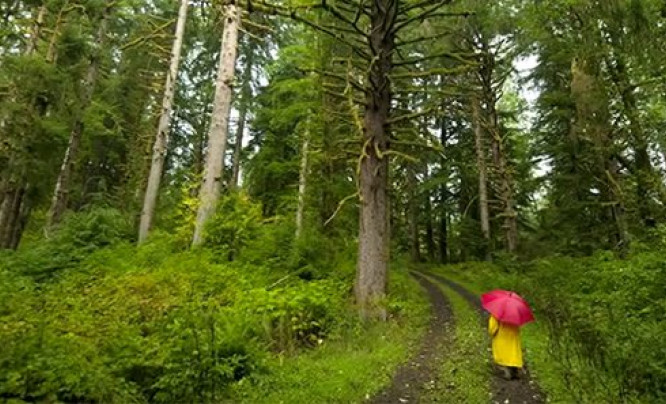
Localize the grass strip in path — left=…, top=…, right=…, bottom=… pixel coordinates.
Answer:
left=421, top=275, right=491, bottom=403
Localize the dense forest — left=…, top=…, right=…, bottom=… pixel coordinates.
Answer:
left=1, top=0, right=666, bottom=402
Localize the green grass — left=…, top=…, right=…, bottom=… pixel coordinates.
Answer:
left=422, top=276, right=490, bottom=403
left=229, top=271, right=431, bottom=403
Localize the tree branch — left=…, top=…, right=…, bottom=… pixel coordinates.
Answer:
left=390, top=65, right=472, bottom=79
left=393, top=51, right=476, bottom=66
left=392, top=0, right=455, bottom=33
left=386, top=107, right=439, bottom=125
left=395, top=30, right=452, bottom=47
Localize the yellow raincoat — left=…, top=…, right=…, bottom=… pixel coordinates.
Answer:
left=488, top=315, right=523, bottom=368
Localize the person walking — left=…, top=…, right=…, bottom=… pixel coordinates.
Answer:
left=481, top=290, right=535, bottom=380
left=488, top=314, right=522, bottom=379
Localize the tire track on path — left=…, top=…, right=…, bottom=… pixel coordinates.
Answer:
left=369, top=272, right=454, bottom=403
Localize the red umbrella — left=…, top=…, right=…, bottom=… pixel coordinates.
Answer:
left=481, top=289, right=534, bottom=326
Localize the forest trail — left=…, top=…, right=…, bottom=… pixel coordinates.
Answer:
left=370, top=272, right=545, bottom=403
left=370, top=272, right=454, bottom=403
left=423, top=272, right=545, bottom=404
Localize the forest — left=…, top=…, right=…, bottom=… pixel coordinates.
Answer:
left=1, top=0, right=666, bottom=402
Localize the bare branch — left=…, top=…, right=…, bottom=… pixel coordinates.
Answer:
left=392, top=0, right=455, bottom=33
left=395, top=30, right=452, bottom=47
left=386, top=107, right=439, bottom=125
left=322, top=88, right=367, bottom=105
left=390, top=65, right=472, bottom=79
left=321, top=0, right=367, bottom=36
left=393, top=51, right=476, bottom=66
left=324, top=192, right=359, bottom=226
left=315, top=69, right=367, bottom=93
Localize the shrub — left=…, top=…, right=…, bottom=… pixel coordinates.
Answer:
left=1, top=207, right=132, bottom=280
left=203, top=192, right=262, bottom=261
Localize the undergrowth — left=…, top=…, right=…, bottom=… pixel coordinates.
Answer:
left=0, top=206, right=429, bottom=403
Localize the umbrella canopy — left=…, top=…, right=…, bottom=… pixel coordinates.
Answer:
left=481, top=289, right=534, bottom=326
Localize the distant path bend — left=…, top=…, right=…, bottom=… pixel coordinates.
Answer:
left=424, top=271, right=545, bottom=404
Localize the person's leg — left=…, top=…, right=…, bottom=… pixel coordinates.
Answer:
left=501, top=366, right=512, bottom=380
left=509, top=366, right=519, bottom=380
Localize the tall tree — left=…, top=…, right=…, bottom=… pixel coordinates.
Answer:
left=47, top=5, right=112, bottom=227
left=472, top=95, right=491, bottom=258
left=230, top=38, right=255, bottom=190
left=138, top=0, right=189, bottom=243
left=192, top=0, right=241, bottom=246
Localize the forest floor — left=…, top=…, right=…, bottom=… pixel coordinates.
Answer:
left=371, top=270, right=545, bottom=404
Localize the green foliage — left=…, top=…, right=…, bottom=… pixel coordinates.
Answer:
left=0, top=232, right=399, bottom=403
left=1, top=207, right=132, bottom=279
left=231, top=268, right=431, bottom=403
left=203, top=192, right=263, bottom=261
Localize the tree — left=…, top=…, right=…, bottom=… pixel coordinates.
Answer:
left=47, top=5, right=112, bottom=227
left=472, top=95, right=491, bottom=259
left=192, top=1, right=241, bottom=246
left=139, top=0, right=189, bottom=243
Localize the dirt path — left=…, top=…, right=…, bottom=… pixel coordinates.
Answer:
left=424, top=272, right=545, bottom=404
left=369, top=272, right=454, bottom=403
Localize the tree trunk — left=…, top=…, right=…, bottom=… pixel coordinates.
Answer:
left=354, top=0, right=395, bottom=320
left=407, top=164, right=421, bottom=263
left=0, top=186, right=24, bottom=249
left=230, top=45, right=253, bottom=189
left=472, top=98, right=491, bottom=259
left=0, top=4, right=49, bottom=244
left=295, top=118, right=310, bottom=239
left=0, top=188, right=16, bottom=248
left=424, top=187, right=435, bottom=261
left=138, top=0, right=189, bottom=243
left=571, top=57, right=629, bottom=252
left=192, top=2, right=241, bottom=246
left=47, top=8, right=110, bottom=227
left=607, top=54, right=661, bottom=225
left=487, top=102, right=518, bottom=253
left=10, top=196, right=30, bottom=249
left=438, top=118, right=449, bottom=264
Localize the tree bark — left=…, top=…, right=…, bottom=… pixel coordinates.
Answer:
left=354, top=0, right=395, bottom=320
left=295, top=118, right=310, bottom=239
left=407, top=164, right=421, bottom=263
left=472, top=98, right=491, bottom=258
left=10, top=194, right=30, bottom=249
left=438, top=118, right=449, bottom=264
left=0, top=186, right=24, bottom=248
left=487, top=102, right=518, bottom=253
left=47, top=7, right=110, bottom=227
left=138, top=0, right=189, bottom=243
left=192, top=2, right=241, bottom=246
left=424, top=181, right=435, bottom=261
left=230, top=45, right=253, bottom=189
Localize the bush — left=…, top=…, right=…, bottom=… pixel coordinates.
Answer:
left=0, top=239, right=351, bottom=403
left=1, top=207, right=132, bottom=280
left=203, top=192, right=262, bottom=261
